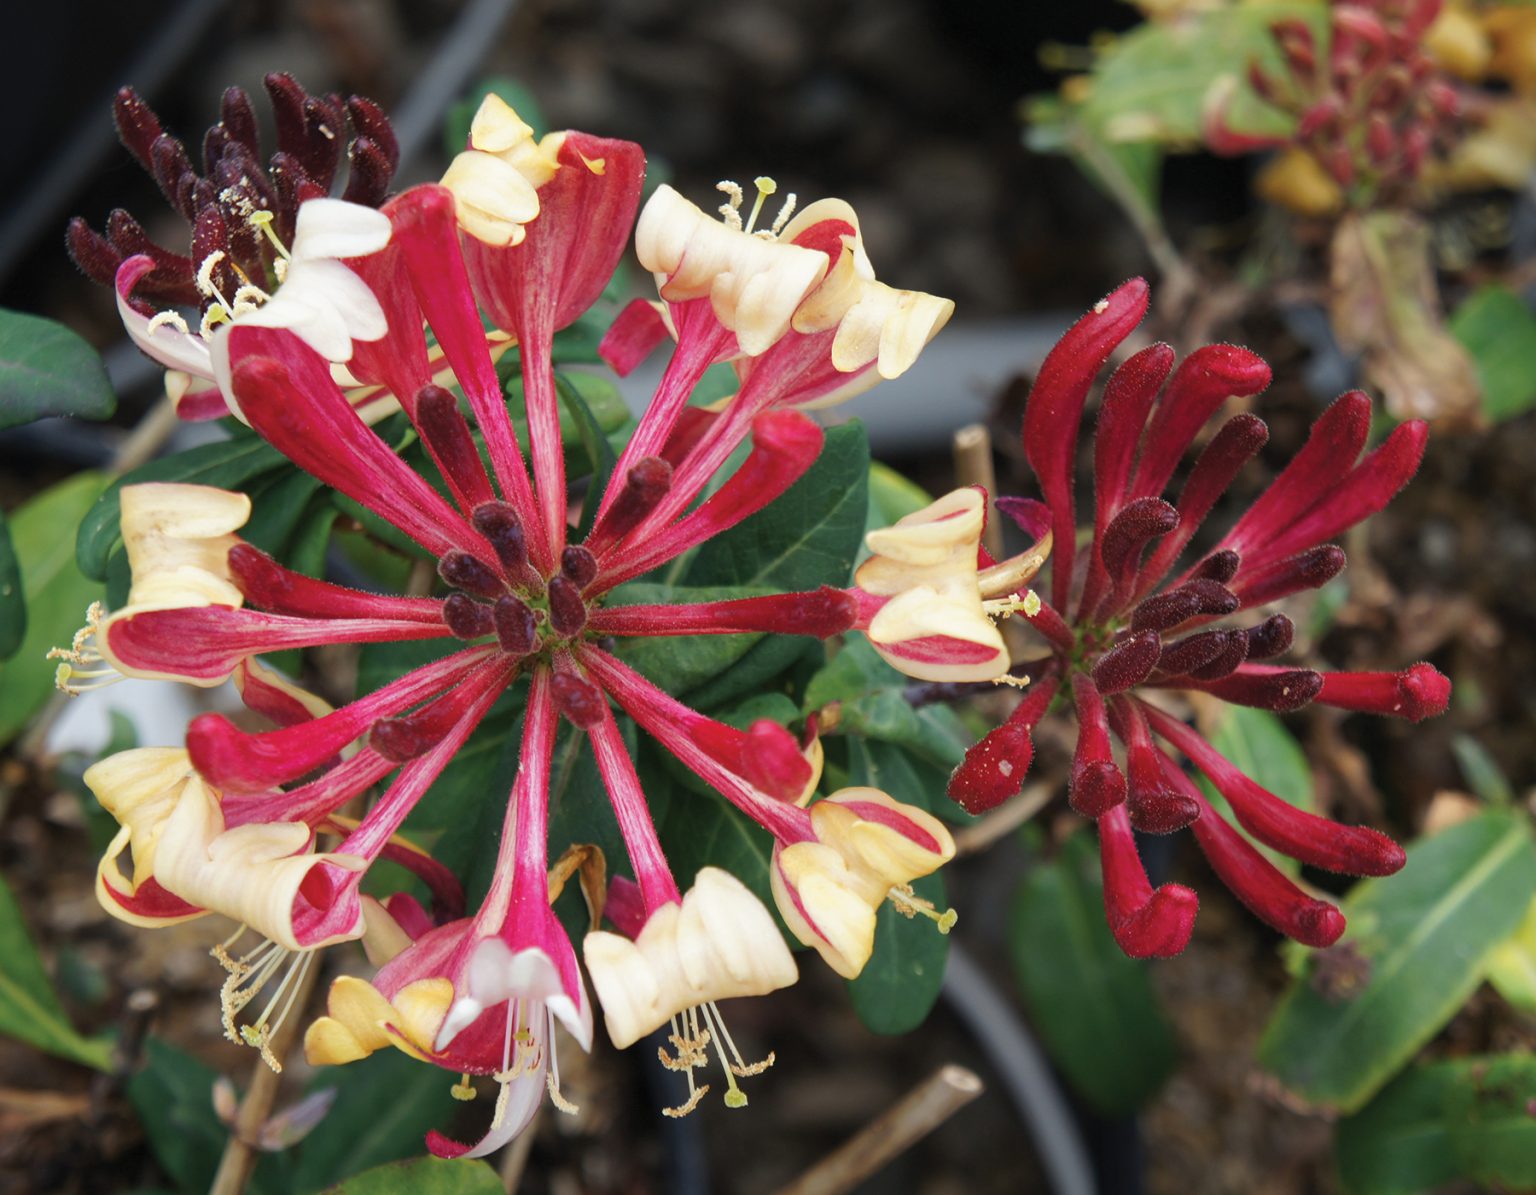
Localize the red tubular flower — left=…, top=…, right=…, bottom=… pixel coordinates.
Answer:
left=926, top=280, right=1448, bottom=953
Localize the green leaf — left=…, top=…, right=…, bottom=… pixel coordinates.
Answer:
left=1334, top=1060, right=1468, bottom=1195
left=1257, top=811, right=1536, bottom=1112
left=658, top=781, right=775, bottom=912
left=684, top=420, right=869, bottom=592
left=864, top=461, right=933, bottom=536
left=1444, top=1054, right=1536, bottom=1188
left=290, top=1051, right=462, bottom=1192
left=1336, top=1055, right=1536, bottom=1195
left=1448, top=285, right=1536, bottom=421
left=322, top=1156, right=502, bottom=1195
left=127, top=1038, right=227, bottom=1194
left=804, top=638, right=972, bottom=772
left=0, top=871, right=113, bottom=1069
left=1486, top=894, right=1536, bottom=1015
left=1007, top=833, right=1177, bottom=1116
left=77, top=435, right=288, bottom=580
left=847, top=870, right=949, bottom=1034
left=1451, top=733, right=1514, bottom=807
left=0, top=308, right=115, bottom=429
left=1076, top=4, right=1316, bottom=146
left=0, top=471, right=108, bottom=744
left=0, top=507, right=23, bottom=659
left=1195, top=704, right=1313, bottom=872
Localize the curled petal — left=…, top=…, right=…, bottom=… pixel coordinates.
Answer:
left=585, top=868, right=796, bottom=1049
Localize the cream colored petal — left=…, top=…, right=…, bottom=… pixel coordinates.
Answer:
left=118, top=483, right=249, bottom=612
left=583, top=868, right=796, bottom=1050
left=770, top=843, right=878, bottom=980
left=288, top=198, right=392, bottom=262
left=635, top=185, right=828, bottom=357
left=440, top=150, right=540, bottom=247
left=862, top=488, right=985, bottom=572
left=150, top=777, right=365, bottom=951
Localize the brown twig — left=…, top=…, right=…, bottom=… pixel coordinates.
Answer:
left=771, top=1065, right=984, bottom=1195
left=207, top=952, right=324, bottom=1195
left=954, top=783, right=1054, bottom=855
left=952, top=424, right=1003, bottom=559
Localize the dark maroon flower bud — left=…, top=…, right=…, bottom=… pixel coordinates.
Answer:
left=1131, top=588, right=1202, bottom=634
left=65, top=218, right=123, bottom=288
left=1184, top=667, right=1322, bottom=711
left=220, top=86, right=260, bottom=156
left=547, top=576, right=588, bottom=637
left=1191, top=550, right=1241, bottom=584
left=1186, top=628, right=1250, bottom=681
left=438, top=550, right=504, bottom=599
left=598, top=456, right=673, bottom=544
left=149, top=134, right=196, bottom=217
left=493, top=595, right=537, bottom=655
left=443, top=594, right=494, bottom=640
left=1244, top=614, right=1294, bottom=660
left=561, top=545, right=599, bottom=589
left=343, top=136, right=395, bottom=207
left=416, top=387, right=495, bottom=513
left=347, top=95, right=400, bottom=172
left=1093, top=631, right=1162, bottom=694
left=1232, top=545, right=1346, bottom=608
left=113, top=86, right=165, bottom=171
left=1248, top=63, right=1280, bottom=104
left=1099, top=498, right=1179, bottom=591
left=471, top=501, right=529, bottom=576
left=265, top=73, right=311, bottom=162
left=1157, top=628, right=1230, bottom=677
left=551, top=672, right=606, bottom=728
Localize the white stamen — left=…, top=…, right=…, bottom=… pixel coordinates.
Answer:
left=716, top=180, right=745, bottom=230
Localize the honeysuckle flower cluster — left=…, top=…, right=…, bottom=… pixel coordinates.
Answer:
left=68, top=91, right=962, bottom=1155
left=1205, top=0, right=1467, bottom=214
left=878, top=279, right=1450, bottom=959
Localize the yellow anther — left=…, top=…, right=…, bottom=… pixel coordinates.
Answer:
left=249, top=210, right=292, bottom=260
left=450, top=1074, right=477, bottom=1101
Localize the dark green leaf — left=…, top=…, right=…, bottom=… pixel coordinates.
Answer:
left=290, top=1051, right=462, bottom=1192
left=127, top=1038, right=227, bottom=1194
left=804, top=638, right=972, bottom=771
left=849, top=737, right=951, bottom=817
left=321, top=1156, right=502, bottom=1195
left=1334, top=1061, right=1466, bottom=1195
left=1258, top=811, right=1536, bottom=1112
left=77, top=436, right=288, bottom=580
left=1008, top=833, right=1177, bottom=1116
left=1448, top=285, right=1536, bottom=421
left=0, top=871, right=113, bottom=1069
left=1336, top=1055, right=1536, bottom=1195
left=0, top=472, right=108, bottom=744
left=0, top=308, right=115, bottom=429
left=847, top=871, right=949, bottom=1034
left=658, top=782, right=775, bottom=911
left=0, top=507, right=23, bottom=659
left=1445, top=1054, right=1536, bottom=1188
left=684, top=420, right=869, bottom=592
